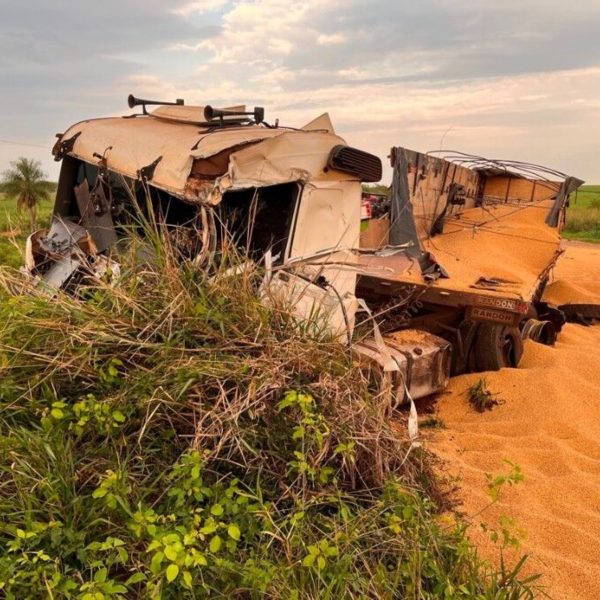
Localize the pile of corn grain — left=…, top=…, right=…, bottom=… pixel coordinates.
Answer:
left=429, top=242, right=600, bottom=600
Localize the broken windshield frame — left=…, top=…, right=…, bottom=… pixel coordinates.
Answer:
left=217, top=182, right=302, bottom=265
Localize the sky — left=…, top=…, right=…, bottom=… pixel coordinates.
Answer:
left=1, top=0, right=599, bottom=184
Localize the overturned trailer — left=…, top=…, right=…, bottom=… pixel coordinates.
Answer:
left=26, top=96, right=584, bottom=406
left=357, top=149, right=584, bottom=375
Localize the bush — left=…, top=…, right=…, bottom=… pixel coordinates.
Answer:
left=0, top=232, right=538, bottom=598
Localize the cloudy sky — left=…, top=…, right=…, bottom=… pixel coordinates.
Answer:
left=1, top=0, right=599, bottom=183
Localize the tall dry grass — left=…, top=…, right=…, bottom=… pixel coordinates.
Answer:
left=0, top=221, right=539, bottom=598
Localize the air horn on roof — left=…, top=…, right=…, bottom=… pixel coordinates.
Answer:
left=204, top=105, right=264, bottom=125
left=127, top=94, right=184, bottom=115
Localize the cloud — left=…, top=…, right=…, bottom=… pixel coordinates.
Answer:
left=1, top=0, right=599, bottom=182
left=194, top=0, right=334, bottom=64
left=0, top=0, right=214, bottom=169
left=172, top=0, right=229, bottom=16
left=317, top=33, right=346, bottom=46
left=118, top=65, right=600, bottom=182
left=171, top=0, right=600, bottom=97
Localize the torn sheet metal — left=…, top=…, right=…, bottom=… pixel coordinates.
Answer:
left=301, top=113, right=335, bottom=133
left=55, top=113, right=349, bottom=203
left=190, top=127, right=286, bottom=159
left=42, top=256, right=83, bottom=289
left=261, top=181, right=362, bottom=342
left=37, top=218, right=91, bottom=256
left=25, top=216, right=120, bottom=291
left=35, top=253, right=121, bottom=292
left=55, top=117, right=287, bottom=199
left=225, top=131, right=349, bottom=190
left=546, top=176, right=585, bottom=227
left=389, top=147, right=423, bottom=257
left=286, top=181, right=362, bottom=331
left=261, top=270, right=358, bottom=341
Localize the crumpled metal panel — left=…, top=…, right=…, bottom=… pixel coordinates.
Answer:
left=56, top=117, right=287, bottom=198
left=226, top=131, right=349, bottom=190
left=56, top=114, right=348, bottom=201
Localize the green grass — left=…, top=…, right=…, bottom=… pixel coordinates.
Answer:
left=0, top=192, right=54, bottom=267
left=563, top=185, right=600, bottom=243
left=0, top=225, right=540, bottom=599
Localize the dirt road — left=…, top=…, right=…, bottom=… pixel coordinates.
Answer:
left=429, top=242, right=600, bottom=599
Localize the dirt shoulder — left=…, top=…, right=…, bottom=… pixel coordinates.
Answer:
left=427, top=242, right=600, bottom=599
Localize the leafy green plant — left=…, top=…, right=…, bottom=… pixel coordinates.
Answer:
left=486, top=460, right=524, bottom=503
left=420, top=416, right=445, bottom=429
left=468, top=378, right=502, bottom=412
left=302, top=539, right=339, bottom=571
left=41, top=394, right=126, bottom=436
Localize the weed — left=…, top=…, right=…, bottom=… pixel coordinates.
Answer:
left=477, top=461, right=527, bottom=552
left=486, top=460, right=524, bottom=502
left=420, top=416, right=446, bottom=429
left=468, top=378, right=502, bottom=412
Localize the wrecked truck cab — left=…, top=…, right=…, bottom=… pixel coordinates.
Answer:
left=27, top=96, right=381, bottom=341
left=30, top=96, right=452, bottom=406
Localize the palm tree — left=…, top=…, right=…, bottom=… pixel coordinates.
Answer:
left=1, top=157, right=53, bottom=230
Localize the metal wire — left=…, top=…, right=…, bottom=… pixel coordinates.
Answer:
left=426, top=150, right=569, bottom=182
left=0, top=138, right=48, bottom=149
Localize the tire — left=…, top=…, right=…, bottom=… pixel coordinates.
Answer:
left=558, top=303, right=600, bottom=324
left=473, top=323, right=523, bottom=371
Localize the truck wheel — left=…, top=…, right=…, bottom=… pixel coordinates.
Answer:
left=473, top=323, right=523, bottom=371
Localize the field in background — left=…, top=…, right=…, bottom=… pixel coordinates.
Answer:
left=563, top=185, right=600, bottom=243
left=0, top=192, right=54, bottom=267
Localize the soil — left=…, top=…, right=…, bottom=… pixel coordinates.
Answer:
left=428, top=241, right=600, bottom=599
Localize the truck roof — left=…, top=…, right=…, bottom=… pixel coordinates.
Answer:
left=53, top=106, right=346, bottom=200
